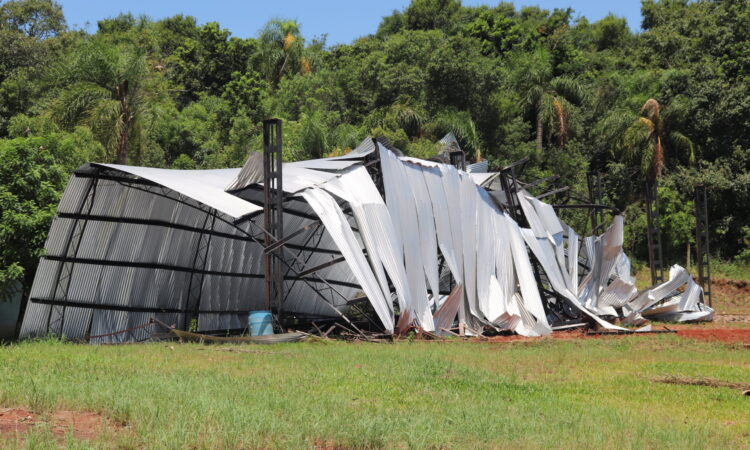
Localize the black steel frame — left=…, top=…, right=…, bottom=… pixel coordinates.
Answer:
left=46, top=177, right=98, bottom=335
left=29, top=154, right=379, bottom=339
left=29, top=133, right=661, bottom=341
left=645, top=180, right=665, bottom=285
left=449, top=150, right=466, bottom=171
left=695, top=185, right=712, bottom=306
left=263, top=119, right=285, bottom=322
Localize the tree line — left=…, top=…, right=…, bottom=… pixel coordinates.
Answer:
left=2, top=0, right=750, bottom=296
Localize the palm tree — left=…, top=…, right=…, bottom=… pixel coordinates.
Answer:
left=48, top=39, right=151, bottom=164
left=429, top=109, right=480, bottom=157
left=622, top=98, right=695, bottom=180
left=513, top=48, right=584, bottom=151
left=257, top=19, right=307, bottom=85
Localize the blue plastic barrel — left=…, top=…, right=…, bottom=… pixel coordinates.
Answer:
left=248, top=310, right=273, bottom=336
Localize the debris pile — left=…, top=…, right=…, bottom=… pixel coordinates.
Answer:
left=18, top=134, right=712, bottom=343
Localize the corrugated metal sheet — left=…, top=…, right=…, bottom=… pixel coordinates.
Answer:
left=20, top=144, right=713, bottom=343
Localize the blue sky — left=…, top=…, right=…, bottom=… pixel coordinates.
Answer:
left=59, top=0, right=643, bottom=46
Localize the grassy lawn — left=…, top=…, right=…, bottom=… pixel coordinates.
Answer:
left=1, top=336, right=748, bottom=449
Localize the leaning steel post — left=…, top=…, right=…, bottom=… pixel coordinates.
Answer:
left=263, top=119, right=285, bottom=325
left=694, top=185, right=712, bottom=307
left=645, top=180, right=665, bottom=285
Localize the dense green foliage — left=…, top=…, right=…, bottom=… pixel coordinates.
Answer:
left=1, top=0, right=749, bottom=295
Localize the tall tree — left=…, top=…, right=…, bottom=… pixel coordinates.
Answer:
left=623, top=98, right=694, bottom=179
left=257, top=19, right=306, bottom=85
left=48, top=39, right=152, bottom=164
left=0, top=0, right=67, bottom=134
left=513, top=48, right=583, bottom=151
left=0, top=0, right=65, bottom=39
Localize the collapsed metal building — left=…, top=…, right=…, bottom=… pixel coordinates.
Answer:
left=19, top=123, right=714, bottom=343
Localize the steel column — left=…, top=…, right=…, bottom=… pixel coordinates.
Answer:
left=694, top=185, right=712, bottom=306
left=263, top=119, right=284, bottom=321
left=449, top=150, right=465, bottom=171
left=645, top=180, right=665, bottom=285
left=587, top=173, right=604, bottom=234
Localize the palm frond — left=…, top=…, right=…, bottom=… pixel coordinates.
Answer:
left=661, top=94, right=690, bottom=126
left=46, top=83, right=110, bottom=128
left=594, top=108, right=637, bottom=156
left=622, top=118, right=652, bottom=165
left=550, top=75, right=585, bottom=105
left=669, top=130, right=696, bottom=166
left=392, top=103, right=426, bottom=136
left=430, top=110, right=480, bottom=153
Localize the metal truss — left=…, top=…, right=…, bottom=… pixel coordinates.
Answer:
left=47, top=177, right=98, bottom=335
left=263, top=119, right=285, bottom=318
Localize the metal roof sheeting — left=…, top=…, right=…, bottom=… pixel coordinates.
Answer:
left=96, top=164, right=259, bottom=219
left=20, top=141, right=712, bottom=342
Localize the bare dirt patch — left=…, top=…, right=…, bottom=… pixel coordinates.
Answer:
left=674, top=328, right=750, bottom=344
left=0, top=407, right=126, bottom=442
left=714, top=313, right=750, bottom=324
left=711, top=278, right=750, bottom=314
left=481, top=321, right=750, bottom=345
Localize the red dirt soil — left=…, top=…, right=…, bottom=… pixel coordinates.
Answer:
left=673, top=328, right=750, bottom=344
left=481, top=320, right=750, bottom=345
left=0, top=407, right=125, bottom=442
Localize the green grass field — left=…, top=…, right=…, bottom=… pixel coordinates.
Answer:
left=1, top=336, right=748, bottom=449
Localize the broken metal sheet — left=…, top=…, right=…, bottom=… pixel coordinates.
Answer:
left=469, top=172, right=500, bottom=187
left=566, top=225, right=579, bottom=296
left=639, top=273, right=713, bottom=322
left=301, top=187, right=394, bottom=332
left=491, top=212, right=517, bottom=319
left=521, top=227, right=628, bottom=331
left=627, top=265, right=692, bottom=314
left=439, top=164, right=467, bottom=324
left=645, top=307, right=715, bottom=323
left=422, top=165, right=462, bottom=285
left=506, top=219, right=551, bottom=334
left=400, top=156, right=440, bottom=168
left=459, top=173, right=481, bottom=321
left=225, top=151, right=263, bottom=192
left=321, top=166, right=413, bottom=319
left=467, top=160, right=489, bottom=173
left=476, top=190, right=498, bottom=321
left=97, top=164, right=260, bottom=219
left=403, top=163, right=441, bottom=305
left=287, top=158, right=361, bottom=171
left=380, top=147, right=434, bottom=330
left=434, top=284, right=463, bottom=335
left=679, top=275, right=703, bottom=311
left=598, top=277, right=638, bottom=310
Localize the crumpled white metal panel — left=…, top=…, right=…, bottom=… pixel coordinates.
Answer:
left=97, top=164, right=259, bottom=219
left=302, top=187, right=394, bottom=331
